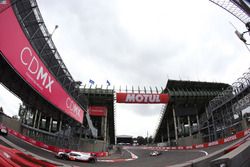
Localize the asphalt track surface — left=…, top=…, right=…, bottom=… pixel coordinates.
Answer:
left=1, top=134, right=242, bottom=167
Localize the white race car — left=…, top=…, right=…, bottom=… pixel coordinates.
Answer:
left=149, top=150, right=161, bottom=156
left=0, top=124, right=8, bottom=136
left=56, top=151, right=97, bottom=163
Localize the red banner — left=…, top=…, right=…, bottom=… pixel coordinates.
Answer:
left=0, top=1, right=84, bottom=123
left=116, top=93, right=169, bottom=104
left=89, top=106, right=107, bottom=116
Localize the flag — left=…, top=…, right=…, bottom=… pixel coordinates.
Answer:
left=107, top=80, right=111, bottom=86
left=89, top=79, right=95, bottom=85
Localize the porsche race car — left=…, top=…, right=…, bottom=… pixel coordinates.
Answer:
left=149, top=150, right=161, bottom=156
left=56, top=151, right=97, bottom=163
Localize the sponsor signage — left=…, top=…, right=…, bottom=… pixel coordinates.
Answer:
left=117, top=128, right=250, bottom=151
left=195, top=144, right=204, bottom=149
left=0, top=1, right=84, bottom=123
left=116, top=93, right=169, bottom=104
left=89, top=106, right=107, bottom=116
left=208, top=141, right=219, bottom=147
left=224, top=135, right=237, bottom=143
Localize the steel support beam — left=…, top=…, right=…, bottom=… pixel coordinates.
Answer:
left=173, top=107, right=178, bottom=143
left=188, top=115, right=192, bottom=136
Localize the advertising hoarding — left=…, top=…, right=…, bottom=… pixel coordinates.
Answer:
left=89, top=106, right=107, bottom=116
left=0, top=1, right=84, bottom=123
left=116, top=93, right=169, bottom=104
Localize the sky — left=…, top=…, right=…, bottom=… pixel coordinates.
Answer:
left=1, top=0, right=250, bottom=138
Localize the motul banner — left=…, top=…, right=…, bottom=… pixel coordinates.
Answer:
left=89, top=106, right=107, bottom=117
left=0, top=0, right=84, bottom=123
left=116, top=93, right=169, bottom=104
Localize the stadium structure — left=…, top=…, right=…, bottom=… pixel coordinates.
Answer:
left=0, top=0, right=250, bottom=155
left=154, top=0, right=250, bottom=146
left=153, top=80, right=229, bottom=146
left=0, top=0, right=115, bottom=152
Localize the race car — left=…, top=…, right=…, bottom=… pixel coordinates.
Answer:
left=0, top=124, right=8, bottom=136
left=55, top=151, right=97, bottom=163
left=149, top=150, right=161, bottom=156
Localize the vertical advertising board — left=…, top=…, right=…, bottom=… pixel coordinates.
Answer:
left=0, top=1, right=84, bottom=123
left=89, top=106, right=107, bottom=117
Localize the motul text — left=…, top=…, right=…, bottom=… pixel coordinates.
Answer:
left=116, top=93, right=169, bottom=104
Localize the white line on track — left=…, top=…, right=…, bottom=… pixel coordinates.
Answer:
left=98, top=149, right=138, bottom=163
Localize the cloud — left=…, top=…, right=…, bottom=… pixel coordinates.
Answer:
left=0, top=85, right=21, bottom=117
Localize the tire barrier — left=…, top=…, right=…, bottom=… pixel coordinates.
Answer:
left=8, top=128, right=108, bottom=157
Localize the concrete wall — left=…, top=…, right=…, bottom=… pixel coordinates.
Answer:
left=79, top=138, right=106, bottom=152
left=241, top=118, right=250, bottom=130
left=177, top=133, right=203, bottom=146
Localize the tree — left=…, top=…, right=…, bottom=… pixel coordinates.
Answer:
left=137, top=136, right=146, bottom=145
left=148, top=136, right=153, bottom=144
left=0, top=107, right=3, bottom=113
left=12, top=115, right=19, bottom=120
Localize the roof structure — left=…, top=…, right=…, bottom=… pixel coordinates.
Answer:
left=209, top=0, right=250, bottom=24
left=12, top=0, right=88, bottom=110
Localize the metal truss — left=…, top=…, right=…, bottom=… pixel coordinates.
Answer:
left=204, top=67, right=250, bottom=141
left=153, top=104, right=168, bottom=141
left=209, top=0, right=250, bottom=24
left=11, top=0, right=88, bottom=109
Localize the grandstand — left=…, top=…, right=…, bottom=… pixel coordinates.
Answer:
left=154, top=79, right=229, bottom=146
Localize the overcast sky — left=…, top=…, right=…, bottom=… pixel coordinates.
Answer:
left=1, top=0, right=250, bottom=137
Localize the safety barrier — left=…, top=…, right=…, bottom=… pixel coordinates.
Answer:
left=8, top=128, right=108, bottom=157
left=6, top=127, right=250, bottom=158
left=131, top=128, right=250, bottom=151
left=210, top=139, right=250, bottom=167
left=169, top=135, right=249, bottom=167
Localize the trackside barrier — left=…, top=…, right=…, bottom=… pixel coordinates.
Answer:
left=0, top=144, right=57, bottom=167
left=131, top=128, right=250, bottom=151
left=8, top=128, right=108, bottom=157
left=169, top=135, right=250, bottom=167
left=210, top=139, right=250, bottom=167
left=0, top=149, right=18, bottom=167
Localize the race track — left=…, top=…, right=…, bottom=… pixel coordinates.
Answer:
left=1, top=134, right=242, bottom=167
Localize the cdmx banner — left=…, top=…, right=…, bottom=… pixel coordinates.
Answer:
left=0, top=0, right=84, bottom=123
